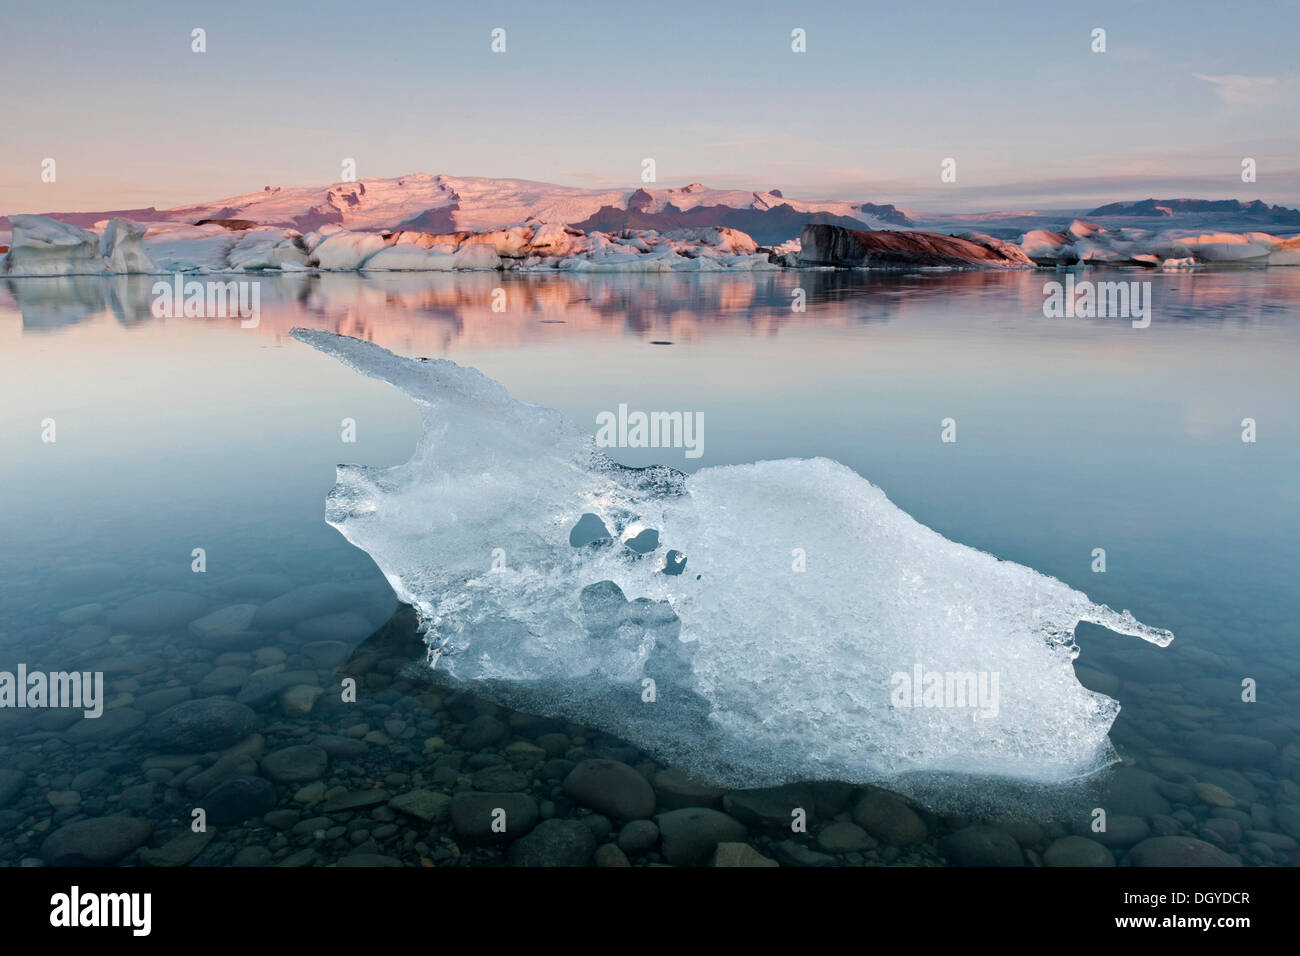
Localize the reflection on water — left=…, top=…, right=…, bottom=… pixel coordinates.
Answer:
left=1, top=271, right=1298, bottom=867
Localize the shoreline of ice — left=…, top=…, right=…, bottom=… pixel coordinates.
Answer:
left=3, top=212, right=1298, bottom=278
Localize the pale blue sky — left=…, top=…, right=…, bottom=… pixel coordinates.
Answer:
left=2, top=0, right=1297, bottom=213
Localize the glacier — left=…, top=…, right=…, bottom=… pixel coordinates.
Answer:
left=291, top=328, right=1174, bottom=793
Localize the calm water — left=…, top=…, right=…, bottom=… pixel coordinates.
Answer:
left=1, top=269, right=1298, bottom=867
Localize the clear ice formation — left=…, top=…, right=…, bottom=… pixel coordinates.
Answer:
left=291, top=328, right=1173, bottom=791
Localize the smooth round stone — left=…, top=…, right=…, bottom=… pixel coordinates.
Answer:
left=564, top=759, right=655, bottom=820
left=722, top=784, right=817, bottom=828
left=189, top=605, right=258, bottom=640
left=294, top=612, right=375, bottom=643
left=852, top=788, right=927, bottom=846
left=42, top=816, right=153, bottom=865
left=471, top=766, right=528, bottom=792
left=1100, top=768, right=1172, bottom=817
left=655, top=808, right=747, bottom=866
left=254, top=647, right=287, bottom=667
left=770, top=839, right=835, bottom=867
left=314, top=735, right=368, bottom=760
left=107, top=591, right=209, bottom=633
left=1201, top=818, right=1242, bottom=846
left=1044, top=836, right=1115, bottom=867
left=450, top=792, right=539, bottom=843
left=1190, top=734, right=1278, bottom=769
left=1128, top=836, right=1242, bottom=867
left=65, top=708, right=146, bottom=743
left=1195, top=782, right=1237, bottom=807
left=460, top=715, right=507, bottom=750
left=940, top=826, right=1024, bottom=866
left=63, top=624, right=110, bottom=650
left=56, top=603, right=104, bottom=626
left=617, top=819, right=660, bottom=853
left=713, top=842, right=779, bottom=867
left=508, top=819, right=597, bottom=867
left=251, top=583, right=373, bottom=631
left=580, top=814, right=613, bottom=842
left=1088, top=814, right=1151, bottom=848
left=143, top=697, right=257, bottom=752
left=47, top=790, right=81, bottom=808
left=201, top=776, right=276, bottom=826
left=260, top=745, right=329, bottom=784
left=280, top=685, right=324, bottom=715
left=817, top=821, right=875, bottom=854
left=651, top=768, right=724, bottom=810
left=218, top=573, right=294, bottom=600
left=196, top=665, right=251, bottom=696
left=596, top=843, right=631, bottom=867
left=232, top=845, right=274, bottom=867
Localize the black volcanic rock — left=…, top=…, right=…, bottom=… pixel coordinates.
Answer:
left=798, top=223, right=1032, bottom=268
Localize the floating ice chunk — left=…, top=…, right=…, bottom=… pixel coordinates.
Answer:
left=142, top=222, right=241, bottom=273
left=2, top=216, right=101, bottom=276
left=98, top=219, right=155, bottom=273
left=291, top=329, right=1175, bottom=792
left=226, top=228, right=310, bottom=271
left=451, top=242, right=502, bottom=270
left=312, top=231, right=389, bottom=270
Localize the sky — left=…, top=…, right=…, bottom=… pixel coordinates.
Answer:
left=2, top=0, right=1298, bottom=214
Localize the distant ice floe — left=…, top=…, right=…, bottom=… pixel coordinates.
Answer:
left=290, top=328, right=1174, bottom=792
left=3, top=212, right=1297, bottom=277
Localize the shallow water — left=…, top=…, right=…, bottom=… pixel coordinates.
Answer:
left=1, top=269, right=1298, bottom=866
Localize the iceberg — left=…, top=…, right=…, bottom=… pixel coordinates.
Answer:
left=295, top=329, right=1176, bottom=791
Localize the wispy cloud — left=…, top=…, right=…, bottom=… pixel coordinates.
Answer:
left=1193, top=73, right=1299, bottom=106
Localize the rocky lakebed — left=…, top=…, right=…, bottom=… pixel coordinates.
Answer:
left=2, top=576, right=1298, bottom=868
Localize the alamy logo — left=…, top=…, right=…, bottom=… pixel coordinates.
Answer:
left=151, top=272, right=261, bottom=327
left=1043, top=275, right=1151, bottom=328
left=0, top=665, right=103, bottom=718
left=890, top=664, right=999, bottom=719
left=50, top=886, right=151, bottom=936
left=595, top=404, right=704, bottom=459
